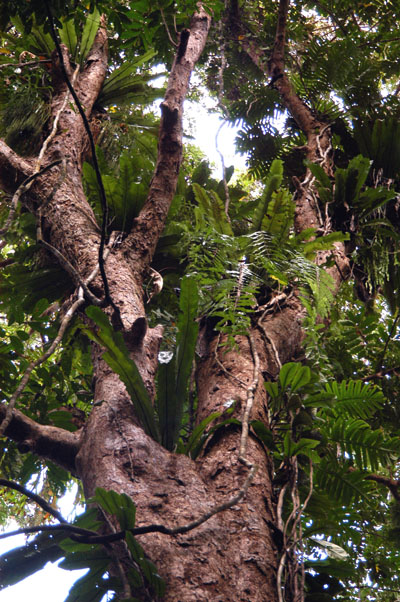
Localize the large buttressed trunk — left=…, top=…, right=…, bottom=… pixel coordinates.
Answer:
left=0, top=5, right=283, bottom=601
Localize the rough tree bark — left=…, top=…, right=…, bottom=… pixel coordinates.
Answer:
left=0, top=2, right=351, bottom=601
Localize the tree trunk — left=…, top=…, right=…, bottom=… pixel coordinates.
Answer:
left=0, top=3, right=351, bottom=601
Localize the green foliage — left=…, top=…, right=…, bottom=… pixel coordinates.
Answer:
left=96, top=50, right=163, bottom=108
left=264, top=359, right=399, bottom=505
left=94, top=487, right=136, bottom=530
left=84, top=306, right=160, bottom=442
left=183, top=403, right=239, bottom=459
left=354, top=117, right=400, bottom=180
left=250, top=159, right=293, bottom=237
left=324, top=379, right=385, bottom=420
left=185, top=159, right=338, bottom=340
left=326, top=417, right=398, bottom=472
left=9, top=8, right=101, bottom=64
left=83, top=151, right=150, bottom=231
left=78, top=8, right=101, bottom=65
left=157, top=275, right=199, bottom=450
left=58, top=488, right=164, bottom=601
left=192, top=183, right=233, bottom=235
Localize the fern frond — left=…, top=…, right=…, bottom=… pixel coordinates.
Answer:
left=325, top=380, right=385, bottom=419
left=327, top=418, right=398, bottom=471
left=97, top=52, right=163, bottom=108
left=315, top=458, right=376, bottom=505
left=192, top=184, right=233, bottom=235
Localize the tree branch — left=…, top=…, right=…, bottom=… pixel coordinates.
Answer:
left=0, top=479, right=66, bottom=523
left=232, top=0, right=318, bottom=136
left=0, top=139, right=34, bottom=195
left=0, top=234, right=116, bottom=438
left=365, top=474, right=400, bottom=502
left=0, top=403, right=80, bottom=474
left=0, top=159, right=61, bottom=243
left=361, top=365, right=400, bottom=381
left=44, top=2, right=122, bottom=326
left=0, top=523, right=99, bottom=541
left=124, top=5, right=212, bottom=269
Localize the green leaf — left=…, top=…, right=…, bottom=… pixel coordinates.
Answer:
left=59, top=548, right=110, bottom=571
left=334, top=155, right=371, bottom=206
left=283, top=430, right=293, bottom=457
left=290, top=365, right=311, bottom=392
left=156, top=275, right=198, bottom=450
left=64, top=569, right=109, bottom=602
left=125, top=532, right=165, bottom=597
left=59, top=18, right=78, bottom=60
left=97, top=51, right=161, bottom=107
left=156, top=353, right=177, bottom=450
left=84, top=306, right=159, bottom=442
left=304, top=160, right=332, bottom=189
left=325, top=380, right=385, bottom=419
left=192, top=183, right=233, bottom=235
left=251, top=159, right=283, bottom=232
left=79, top=7, right=101, bottom=64
left=184, top=412, right=221, bottom=458
left=93, top=487, right=136, bottom=530
left=174, top=276, right=198, bottom=422
left=260, top=188, right=294, bottom=241
left=327, top=417, right=398, bottom=471
left=279, top=362, right=310, bottom=391
left=264, top=381, right=279, bottom=400
left=251, top=420, right=276, bottom=450
left=291, top=438, right=320, bottom=456
left=302, top=231, right=350, bottom=258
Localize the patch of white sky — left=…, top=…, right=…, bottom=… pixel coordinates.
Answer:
left=183, top=96, right=248, bottom=175
left=150, top=68, right=249, bottom=176
left=0, top=483, right=87, bottom=601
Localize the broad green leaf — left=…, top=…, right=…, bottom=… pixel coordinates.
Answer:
left=93, top=487, right=136, bottom=530
left=84, top=306, right=159, bottom=442
left=279, top=362, right=308, bottom=390
left=305, top=160, right=332, bottom=189
left=126, top=533, right=165, bottom=597
left=64, top=568, right=109, bottom=602
left=59, top=548, right=110, bottom=571
left=251, top=159, right=283, bottom=231
left=59, top=18, right=78, bottom=60
left=251, top=420, right=276, bottom=450
left=291, top=438, right=320, bottom=455
left=334, top=155, right=371, bottom=206
left=261, top=188, right=294, bottom=240
left=290, top=365, right=311, bottom=392
left=156, top=275, right=198, bottom=450
left=192, top=183, right=233, bottom=235
left=79, top=7, right=101, bottom=64
left=184, top=412, right=221, bottom=457
left=264, top=381, right=279, bottom=400
left=174, top=276, right=199, bottom=428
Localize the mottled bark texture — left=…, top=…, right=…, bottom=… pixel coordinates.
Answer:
left=0, top=2, right=352, bottom=601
